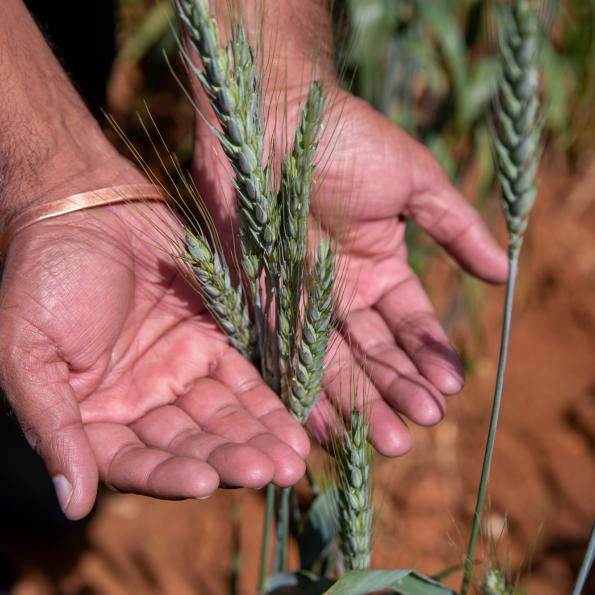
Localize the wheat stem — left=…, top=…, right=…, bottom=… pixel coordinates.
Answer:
left=258, top=483, right=276, bottom=594
left=461, top=253, right=518, bottom=595
left=461, top=2, right=541, bottom=592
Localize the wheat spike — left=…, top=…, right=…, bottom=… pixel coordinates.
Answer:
left=493, top=0, right=542, bottom=253
left=334, top=409, right=373, bottom=571
left=287, top=238, right=334, bottom=424
left=278, top=81, right=326, bottom=388
left=176, top=0, right=277, bottom=275
left=186, top=231, right=256, bottom=361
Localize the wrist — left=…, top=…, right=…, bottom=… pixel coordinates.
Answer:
left=0, top=143, right=146, bottom=230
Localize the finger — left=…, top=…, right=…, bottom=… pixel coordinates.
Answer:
left=130, top=405, right=275, bottom=489
left=0, top=339, right=98, bottom=520
left=209, top=347, right=310, bottom=459
left=321, top=333, right=412, bottom=457
left=177, top=376, right=306, bottom=487
left=85, top=423, right=219, bottom=499
left=343, top=309, right=447, bottom=426
left=375, top=272, right=465, bottom=395
left=406, top=140, right=508, bottom=283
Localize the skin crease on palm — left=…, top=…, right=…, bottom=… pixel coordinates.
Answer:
left=0, top=0, right=507, bottom=522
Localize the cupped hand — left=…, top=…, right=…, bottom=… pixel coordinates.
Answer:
left=0, top=203, right=308, bottom=520
left=192, top=86, right=507, bottom=456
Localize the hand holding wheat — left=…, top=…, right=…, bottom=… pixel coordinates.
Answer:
left=191, top=0, right=509, bottom=457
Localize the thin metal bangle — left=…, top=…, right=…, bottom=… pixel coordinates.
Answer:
left=0, top=184, right=165, bottom=260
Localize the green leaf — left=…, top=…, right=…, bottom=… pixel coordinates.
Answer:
left=325, top=569, right=455, bottom=595
left=419, top=1, right=468, bottom=102
left=267, top=571, right=333, bottom=595
left=298, top=486, right=340, bottom=570
left=267, top=569, right=454, bottom=595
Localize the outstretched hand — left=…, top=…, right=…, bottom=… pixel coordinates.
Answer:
left=193, top=87, right=508, bottom=456
left=0, top=203, right=308, bottom=520
left=303, top=93, right=508, bottom=454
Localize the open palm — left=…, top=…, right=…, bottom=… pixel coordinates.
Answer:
left=0, top=204, right=308, bottom=519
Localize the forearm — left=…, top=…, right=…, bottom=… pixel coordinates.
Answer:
left=0, top=0, right=140, bottom=227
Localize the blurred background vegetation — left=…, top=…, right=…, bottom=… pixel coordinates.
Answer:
left=109, top=0, right=595, bottom=364
left=112, top=0, right=595, bottom=185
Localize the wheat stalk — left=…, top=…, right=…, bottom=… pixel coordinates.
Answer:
left=278, top=81, right=326, bottom=391
left=334, top=409, right=373, bottom=572
left=287, top=238, right=335, bottom=424
left=461, top=3, right=542, bottom=593
left=174, top=3, right=340, bottom=587
left=185, top=231, right=256, bottom=360
left=176, top=0, right=277, bottom=279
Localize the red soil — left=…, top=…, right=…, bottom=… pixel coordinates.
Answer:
left=3, top=154, right=595, bottom=594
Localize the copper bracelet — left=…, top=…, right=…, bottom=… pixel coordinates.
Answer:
left=0, top=184, right=165, bottom=260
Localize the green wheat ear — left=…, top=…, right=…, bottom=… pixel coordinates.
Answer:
left=287, top=237, right=335, bottom=424
left=334, top=409, right=373, bottom=572
left=185, top=231, right=256, bottom=361
left=493, top=0, right=542, bottom=253
left=278, top=81, right=326, bottom=389
left=177, top=0, right=277, bottom=278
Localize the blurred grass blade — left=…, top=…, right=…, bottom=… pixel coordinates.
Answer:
left=266, top=571, right=333, bottom=594
left=117, top=0, right=175, bottom=65
left=272, top=487, right=292, bottom=574
left=325, top=569, right=455, bottom=595
left=298, top=486, right=340, bottom=571
left=266, top=569, right=453, bottom=595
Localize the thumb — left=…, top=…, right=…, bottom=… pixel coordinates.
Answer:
left=405, top=139, right=508, bottom=284
left=0, top=332, right=98, bottom=520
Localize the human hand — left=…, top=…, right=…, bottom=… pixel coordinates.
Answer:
left=299, top=91, right=508, bottom=453
left=0, top=200, right=309, bottom=520
left=192, top=81, right=507, bottom=456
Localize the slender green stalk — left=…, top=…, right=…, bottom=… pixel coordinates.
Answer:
left=259, top=483, right=276, bottom=594
left=272, top=487, right=291, bottom=573
left=461, top=252, right=518, bottom=595
left=571, top=523, right=595, bottom=595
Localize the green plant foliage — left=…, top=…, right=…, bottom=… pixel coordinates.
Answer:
left=298, top=487, right=340, bottom=572
left=267, top=569, right=455, bottom=595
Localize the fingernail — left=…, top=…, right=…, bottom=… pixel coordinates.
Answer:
left=52, top=474, right=73, bottom=514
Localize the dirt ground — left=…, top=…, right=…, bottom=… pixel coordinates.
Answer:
left=1, top=153, right=594, bottom=594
